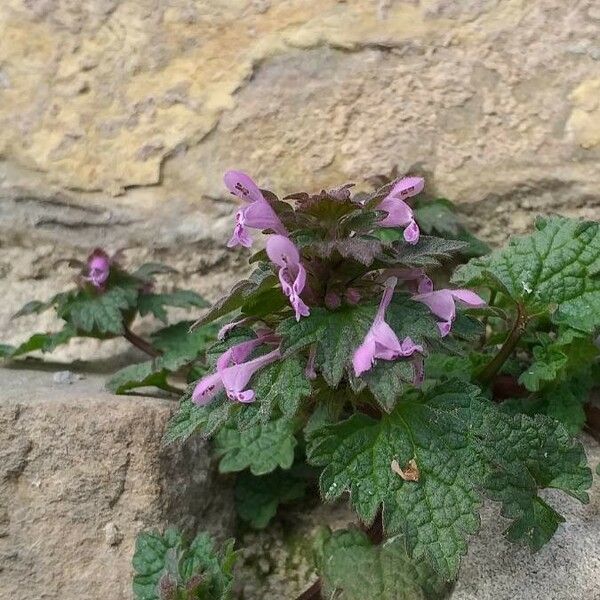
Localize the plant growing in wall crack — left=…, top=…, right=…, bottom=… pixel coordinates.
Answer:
left=0, top=250, right=215, bottom=395
left=152, top=170, right=598, bottom=599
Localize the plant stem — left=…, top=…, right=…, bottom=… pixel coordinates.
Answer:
left=477, top=304, right=528, bottom=386
left=122, top=326, right=161, bottom=358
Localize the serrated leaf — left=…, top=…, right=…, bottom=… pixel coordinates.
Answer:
left=163, top=388, right=237, bottom=445
left=133, top=262, right=178, bottom=280
left=307, top=237, right=384, bottom=266
left=383, top=235, right=468, bottom=267
left=278, top=296, right=436, bottom=393
left=245, top=356, right=312, bottom=425
left=308, top=381, right=591, bottom=579
left=2, top=326, right=76, bottom=358
left=215, top=418, right=297, bottom=475
left=194, top=266, right=277, bottom=326
left=503, top=376, right=590, bottom=436
left=519, top=343, right=568, bottom=392
left=58, top=284, right=138, bottom=335
left=454, top=217, right=600, bottom=332
left=12, top=299, right=53, bottom=319
left=235, top=469, right=306, bottom=529
left=278, top=305, right=374, bottom=387
left=138, top=289, right=209, bottom=323
left=414, top=198, right=462, bottom=237
left=106, top=361, right=171, bottom=394
left=318, top=528, right=450, bottom=600
left=132, top=528, right=235, bottom=600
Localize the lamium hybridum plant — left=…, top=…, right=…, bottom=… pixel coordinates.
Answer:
left=152, top=171, right=597, bottom=599
left=0, top=250, right=215, bottom=395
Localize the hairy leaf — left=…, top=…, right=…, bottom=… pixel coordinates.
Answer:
left=308, top=381, right=591, bottom=579
left=454, top=217, right=600, bottom=332
left=235, top=469, right=306, bottom=529
left=57, top=284, right=138, bottom=335
left=278, top=305, right=374, bottom=387
left=215, top=418, right=297, bottom=475
left=163, top=387, right=237, bottom=446
left=381, top=235, right=468, bottom=267
left=132, top=528, right=235, bottom=600
left=317, top=528, right=450, bottom=600
left=0, top=326, right=76, bottom=358
left=194, top=266, right=277, bottom=326
left=138, top=290, right=209, bottom=323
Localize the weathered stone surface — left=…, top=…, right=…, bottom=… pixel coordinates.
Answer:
left=0, top=365, right=234, bottom=600
left=2, top=0, right=600, bottom=358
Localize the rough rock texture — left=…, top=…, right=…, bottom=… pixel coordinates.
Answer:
left=2, top=0, right=600, bottom=357
left=0, top=366, right=234, bottom=600
left=237, top=435, right=600, bottom=600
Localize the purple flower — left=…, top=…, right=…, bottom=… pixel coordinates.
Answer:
left=224, top=171, right=287, bottom=248
left=412, top=288, right=486, bottom=337
left=192, top=335, right=280, bottom=405
left=377, top=177, right=424, bottom=245
left=353, top=277, right=423, bottom=376
left=85, top=249, right=110, bottom=288
left=220, top=348, right=281, bottom=403
left=389, top=268, right=433, bottom=294
left=266, top=235, right=310, bottom=321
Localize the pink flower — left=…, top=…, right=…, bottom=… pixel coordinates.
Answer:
left=390, top=268, right=433, bottom=294
left=192, top=335, right=280, bottom=405
left=85, top=249, right=110, bottom=288
left=266, top=235, right=310, bottom=321
left=224, top=171, right=287, bottom=248
left=412, top=289, right=486, bottom=337
left=377, top=177, right=424, bottom=245
left=353, top=277, right=423, bottom=376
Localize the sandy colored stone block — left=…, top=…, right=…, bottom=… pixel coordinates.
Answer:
left=0, top=366, right=234, bottom=600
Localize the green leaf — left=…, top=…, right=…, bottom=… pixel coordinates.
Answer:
left=414, top=198, right=462, bottom=237
left=317, top=528, right=450, bottom=600
left=133, top=262, right=178, bottom=280
left=519, top=343, right=568, bottom=392
left=58, top=284, right=138, bottom=335
left=106, top=361, right=171, bottom=394
left=132, top=528, right=182, bottom=600
left=235, top=469, right=306, bottom=529
left=2, top=326, right=76, bottom=358
left=215, top=418, right=297, bottom=475
left=308, top=381, right=591, bottom=579
left=151, top=320, right=217, bottom=370
left=163, top=388, right=236, bottom=446
left=106, top=322, right=218, bottom=394
left=454, top=217, right=600, bottom=332
left=503, top=376, right=590, bottom=436
left=382, top=235, right=468, bottom=268
left=12, top=299, right=55, bottom=319
left=195, top=265, right=277, bottom=326
left=138, top=290, right=209, bottom=323
left=278, top=305, right=374, bottom=387
left=132, top=528, right=235, bottom=600
left=243, top=356, right=312, bottom=425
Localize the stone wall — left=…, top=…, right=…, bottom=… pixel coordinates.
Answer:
left=1, top=0, right=600, bottom=353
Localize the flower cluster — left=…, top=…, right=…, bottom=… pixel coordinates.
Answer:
left=192, top=170, right=484, bottom=407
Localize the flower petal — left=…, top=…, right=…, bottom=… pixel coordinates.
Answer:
left=266, top=234, right=300, bottom=268
left=450, top=290, right=486, bottom=307
left=353, top=333, right=377, bottom=376
left=391, top=176, right=425, bottom=198
left=192, top=372, right=224, bottom=406
left=223, top=170, right=264, bottom=203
